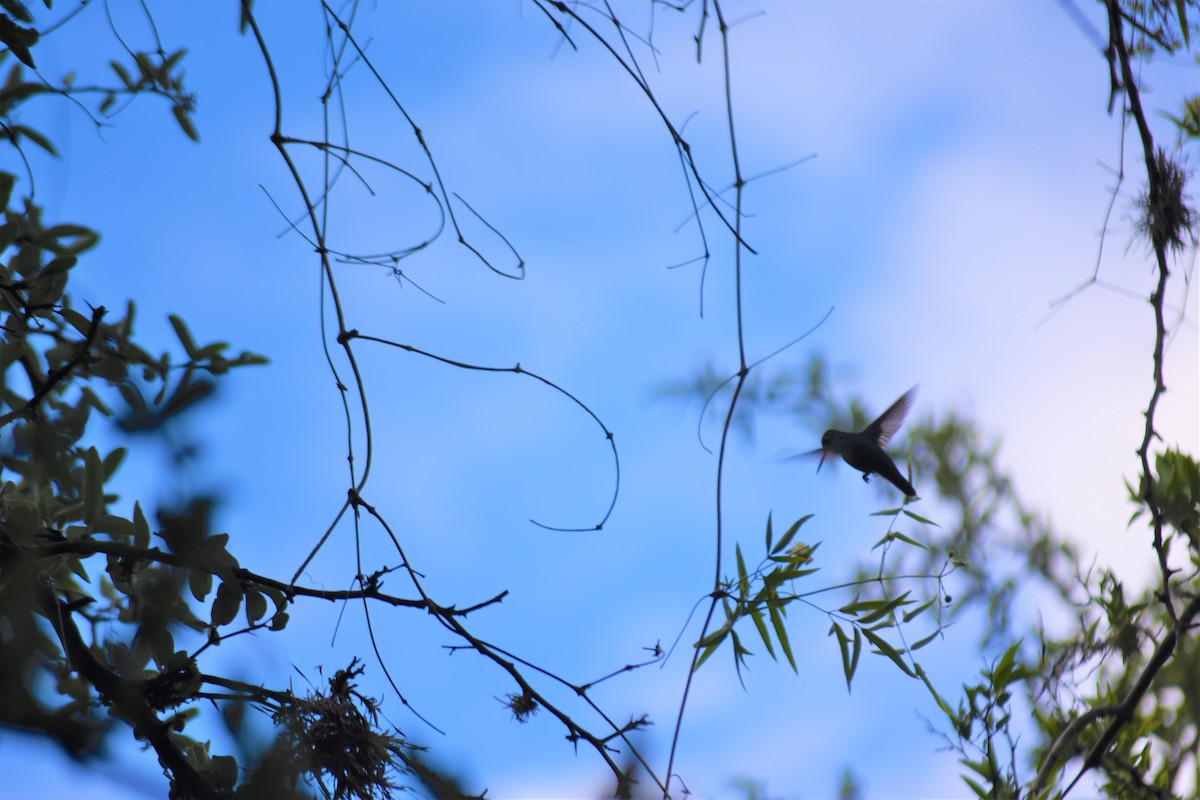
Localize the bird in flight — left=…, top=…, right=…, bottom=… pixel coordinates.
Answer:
left=796, top=386, right=918, bottom=497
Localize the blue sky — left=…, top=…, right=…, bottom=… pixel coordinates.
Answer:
left=4, top=1, right=1198, bottom=798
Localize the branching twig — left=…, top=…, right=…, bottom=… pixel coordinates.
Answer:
left=44, top=587, right=226, bottom=800
left=1104, top=0, right=1176, bottom=620
left=0, top=304, right=106, bottom=426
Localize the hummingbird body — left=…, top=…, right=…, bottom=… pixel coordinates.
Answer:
left=801, top=387, right=918, bottom=497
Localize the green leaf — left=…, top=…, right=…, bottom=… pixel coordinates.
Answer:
left=93, top=515, right=132, bottom=537
left=771, top=514, right=812, bottom=555
left=39, top=224, right=98, bottom=254
left=85, top=387, right=114, bottom=418
left=729, top=629, right=753, bottom=672
left=850, top=626, right=861, bottom=683
left=0, top=15, right=38, bottom=68
left=696, top=621, right=731, bottom=650
left=169, top=314, right=198, bottom=359
left=133, top=502, right=150, bottom=549
left=694, top=638, right=720, bottom=671
left=992, top=639, right=1023, bottom=687
left=839, top=595, right=912, bottom=623
left=245, top=589, right=267, bottom=625
left=0, top=0, right=33, bottom=25
left=769, top=604, right=796, bottom=672
left=889, top=531, right=928, bottom=551
left=110, top=59, right=133, bottom=88
left=42, top=255, right=77, bottom=278
left=902, top=597, right=937, bottom=623
left=764, top=512, right=773, bottom=553
left=145, top=626, right=175, bottom=669
left=189, top=568, right=212, bottom=602
left=750, top=606, right=775, bottom=659
left=695, top=608, right=737, bottom=671
left=69, top=554, right=90, bottom=582
left=861, top=593, right=912, bottom=625
left=102, top=447, right=126, bottom=479
left=83, top=447, right=103, bottom=526
left=61, top=305, right=93, bottom=337
left=196, top=341, right=229, bottom=359
left=11, top=123, right=56, bottom=156
left=172, top=104, right=199, bottom=142
left=961, top=756, right=995, bottom=780
left=916, top=664, right=955, bottom=720
left=211, top=582, right=242, bottom=627
left=961, top=775, right=987, bottom=799
left=902, top=509, right=939, bottom=526
left=735, top=544, right=749, bottom=596
left=861, top=626, right=914, bottom=677
left=832, top=622, right=853, bottom=690
left=257, top=585, right=289, bottom=615
left=161, top=48, right=187, bottom=73
left=119, top=383, right=147, bottom=416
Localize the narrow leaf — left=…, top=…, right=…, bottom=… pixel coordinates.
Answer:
left=750, top=607, right=776, bottom=659
left=862, top=626, right=914, bottom=677
left=850, top=626, right=862, bottom=682
left=735, top=543, right=748, bottom=595
left=902, top=597, right=937, bottom=623
left=12, top=124, right=56, bottom=156
left=133, top=502, right=150, bottom=549
left=770, top=605, right=796, bottom=672
left=909, top=629, right=941, bottom=651
left=902, top=509, right=940, bottom=527
left=83, top=447, right=103, bottom=525
left=172, top=104, right=199, bottom=142
left=832, top=622, right=852, bottom=690
left=771, top=514, right=811, bottom=555
left=992, top=639, right=1023, bottom=687
left=169, top=314, right=197, bottom=358
left=890, top=531, right=928, bottom=551
left=110, top=59, right=133, bottom=87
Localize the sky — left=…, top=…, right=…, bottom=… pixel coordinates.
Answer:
left=3, top=1, right=1199, bottom=798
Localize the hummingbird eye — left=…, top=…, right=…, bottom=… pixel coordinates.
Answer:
left=820, top=431, right=832, bottom=446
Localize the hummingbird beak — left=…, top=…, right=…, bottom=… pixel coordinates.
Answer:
left=817, top=450, right=828, bottom=472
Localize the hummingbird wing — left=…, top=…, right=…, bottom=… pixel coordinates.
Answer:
left=862, top=386, right=917, bottom=447
left=780, top=448, right=825, bottom=464
left=781, top=447, right=832, bottom=472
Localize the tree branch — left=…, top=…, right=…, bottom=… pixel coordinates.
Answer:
left=43, top=586, right=226, bottom=800
left=0, top=304, right=106, bottom=426
left=1061, top=594, right=1200, bottom=798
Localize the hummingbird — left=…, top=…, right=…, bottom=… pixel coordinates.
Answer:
left=797, top=386, right=918, bottom=497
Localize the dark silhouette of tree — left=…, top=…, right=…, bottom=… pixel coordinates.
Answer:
left=1, top=1, right=1196, bottom=799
